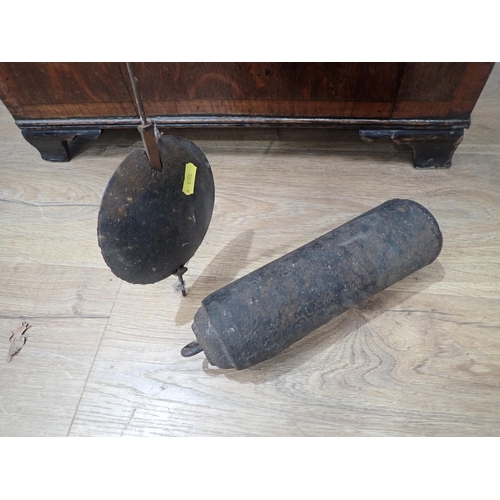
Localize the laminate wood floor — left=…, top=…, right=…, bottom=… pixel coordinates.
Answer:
left=1, top=66, right=499, bottom=436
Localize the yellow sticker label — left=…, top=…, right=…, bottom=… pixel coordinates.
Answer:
left=182, top=162, right=197, bottom=195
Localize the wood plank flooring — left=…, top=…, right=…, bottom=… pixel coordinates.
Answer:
left=1, top=65, right=499, bottom=436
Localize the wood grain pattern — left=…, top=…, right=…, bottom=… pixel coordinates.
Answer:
left=130, top=62, right=404, bottom=102
left=0, top=62, right=133, bottom=111
left=0, top=63, right=493, bottom=121
left=0, top=65, right=499, bottom=436
left=0, top=317, right=110, bottom=436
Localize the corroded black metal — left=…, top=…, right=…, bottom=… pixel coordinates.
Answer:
left=181, top=341, right=204, bottom=357
left=187, top=199, right=442, bottom=370
left=97, top=134, right=215, bottom=284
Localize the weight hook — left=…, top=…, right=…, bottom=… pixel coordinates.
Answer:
left=181, top=341, right=204, bottom=357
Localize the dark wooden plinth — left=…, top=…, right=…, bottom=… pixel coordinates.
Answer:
left=21, top=128, right=101, bottom=162
left=359, top=129, right=465, bottom=168
left=19, top=118, right=468, bottom=168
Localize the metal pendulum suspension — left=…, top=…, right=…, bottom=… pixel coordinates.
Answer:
left=127, top=64, right=189, bottom=296
left=125, top=62, right=162, bottom=172
left=98, top=64, right=215, bottom=295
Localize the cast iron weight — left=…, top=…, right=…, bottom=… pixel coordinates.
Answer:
left=182, top=199, right=443, bottom=369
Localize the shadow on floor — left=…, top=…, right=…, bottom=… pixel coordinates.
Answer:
left=175, top=230, right=255, bottom=327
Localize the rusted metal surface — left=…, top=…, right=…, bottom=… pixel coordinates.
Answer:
left=186, top=199, right=442, bottom=370
left=137, top=123, right=162, bottom=172
left=125, top=62, right=148, bottom=124
left=97, top=134, right=214, bottom=284
left=126, top=62, right=162, bottom=172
